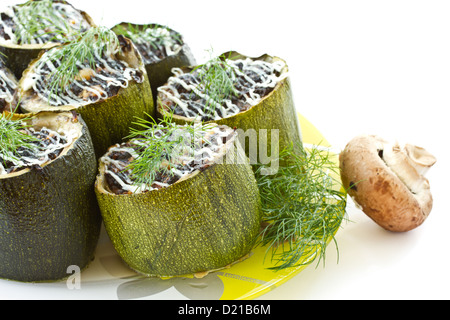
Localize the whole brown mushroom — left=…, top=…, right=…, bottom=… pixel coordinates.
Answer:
left=339, top=135, right=436, bottom=232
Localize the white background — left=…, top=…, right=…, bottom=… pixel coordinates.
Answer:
left=1, top=0, right=449, bottom=300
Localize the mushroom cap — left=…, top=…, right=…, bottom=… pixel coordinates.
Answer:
left=339, top=135, right=436, bottom=232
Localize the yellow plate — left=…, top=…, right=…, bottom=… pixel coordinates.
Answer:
left=2, top=113, right=343, bottom=300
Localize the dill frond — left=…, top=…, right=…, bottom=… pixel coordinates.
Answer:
left=13, top=0, right=85, bottom=45
left=125, top=111, right=212, bottom=189
left=42, top=26, right=120, bottom=98
left=190, top=53, right=239, bottom=119
left=255, top=142, right=347, bottom=271
left=0, top=113, right=38, bottom=165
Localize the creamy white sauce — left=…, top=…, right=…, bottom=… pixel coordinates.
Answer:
left=157, top=58, right=288, bottom=121
left=22, top=46, right=142, bottom=108
left=100, top=124, right=234, bottom=194
left=0, top=68, right=17, bottom=103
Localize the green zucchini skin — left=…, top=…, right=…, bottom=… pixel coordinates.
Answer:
left=146, top=44, right=196, bottom=103
left=157, top=51, right=303, bottom=164
left=75, top=74, right=154, bottom=159
left=112, top=22, right=196, bottom=104
left=0, top=45, right=47, bottom=81
left=0, top=113, right=101, bottom=282
left=95, top=138, right=262, bottom=277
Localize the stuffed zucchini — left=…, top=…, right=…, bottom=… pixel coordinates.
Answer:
left=0, top=0, right=95, bottom=79
left=0, top=111, right=101, bottom=282
left=95, top=118, right=262, bottom=277
left=157, top=51, right=302, bottom=168
left=0, top=57, right=18, bottom=112
left=112, top=22, right=196, bottom=103
left=16, top=26, right=154, bottom=158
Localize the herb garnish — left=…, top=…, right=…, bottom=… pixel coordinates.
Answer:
left=0, top=113, right=38, bottom=165
left=255, top=142, right=347, bottom=271
left=191, top=54, right=239, bottom=119
left=13, top=0, right=85, bottom=45
left=125, top=112, right=212, bottom=190
left=43, top=26, right=121, bottom=96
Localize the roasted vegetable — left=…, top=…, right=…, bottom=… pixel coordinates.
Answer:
left=16, top=26, right=154, bottom=158
left=0, top=0, right=96, bottom=79
left=95, top=118, right=262, bottom=277
left=0, top=111, right=101, bottom=282
left=157, top=51, right=302, bottom=168
left=112, top=22, right=196, bottom=103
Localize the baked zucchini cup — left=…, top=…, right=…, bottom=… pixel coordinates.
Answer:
left=0, top=111, right=101, bottom=282
left=112, top=22, right=196, bottom=102
left=0, top=0, right=96, bottom=79
left=157, top=51, right=302, bottom=166
left=0, top=57, right=18, bottom=112
left=16, top=27, right=154, bottom=158
left=95, top=120, right=262, bottom=277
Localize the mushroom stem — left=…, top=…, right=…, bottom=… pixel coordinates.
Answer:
left=382, top=143, right=428, bottom=195
left=405, top=144, right=437, bottom=176
left=382, top=142, right=436, bottom=221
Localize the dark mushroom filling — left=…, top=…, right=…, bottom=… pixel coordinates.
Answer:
left=114, top=25, right=183, bottom=65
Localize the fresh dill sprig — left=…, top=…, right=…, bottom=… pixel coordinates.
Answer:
left=0, top=113, right=38, bottom=165
left=125, top=112, right=212, bottom=189
left=13, top=0, right=79, bottom=44
left=191, top=53, right=239, bottom=119
left=43, top=26, right=120, bottom=96
left=255, top=142, right=347, bottom=271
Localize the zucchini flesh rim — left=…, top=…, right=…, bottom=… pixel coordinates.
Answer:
left=0, top=112, right=82, bottom=179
